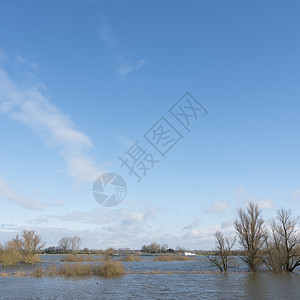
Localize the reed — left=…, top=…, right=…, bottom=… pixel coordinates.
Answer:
left=14, top=271, right=26, bottom=277
left=154, top=255, right=195, bottom=261
left=32, top=267, right=44, bottom=277
left=46, top=264, right=57, bottom=276
left=60, top=255, right=102, bottom=262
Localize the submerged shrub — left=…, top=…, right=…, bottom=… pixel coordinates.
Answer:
left=121, top=255, right=141, bottom=262
left=0, top=230, right=44, bottom=266
left=0, top=249, right=22, bottom=266
left=58, top=263, right=93, bottom=277
left=61, top=255, right=86, bottom=262
left=96, top=261, right=125, bottom=277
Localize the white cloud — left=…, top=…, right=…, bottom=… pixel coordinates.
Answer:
left=182, top=225, right=219, bottom=249
left=288, top=190, right=300, bottom=201
left=0, top=175, right=48, bottom=210
left=221, top=219, right=234, bottom=230
left=234, top=186, right=245, bottom=198
left=0, top=67, right=101, bottom=184
left=209, top=201, right=229, bottom=214
left=257, top=198, right=274, bottom=210
left=45, top=206, right=160, bottom=248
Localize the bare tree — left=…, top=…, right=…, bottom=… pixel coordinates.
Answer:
left=161, top=244, right=168, bottom=253
left=58, top=236, right=81, bottom=254
left=21, top=230, right=45, bottom=263
left=176, top=246, right=185, bottom=253
left=264, top=208, right=300, bottom=272
left=234, top=202, right=266, bottom=272
left=70, top=236, right=81, bottom=253
left=58, top=236, right=71, bottom=253
left=206, top=231, right=236, bottom=272
left=104, top=247, right=115, bottom=256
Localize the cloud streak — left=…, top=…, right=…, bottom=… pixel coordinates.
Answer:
left=0, top=175, right=48, bottom=210
left=0, top=67, right=100, bottom=184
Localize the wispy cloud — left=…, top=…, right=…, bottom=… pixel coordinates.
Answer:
left=257, top=197, right=274, bottom=210
left=183, top=218, right=201, bottom=230
left=0, top=65, right=101, bottom=184
left=116, top=134, right=135, bottom=148
left=117, top=59, right=146, bottom=77
left=0, top=175, right=48, bottom=210
left=100, top=24, right=146, bottom=78
left=209, top=201, right=229, bottom=214
left=27, top=217, right=48, bottom=224
left=17, top=55, right=39, bottom=72
left=53, top=206, right=158, bottom=226
left=0, top=49, right=8, bottom=62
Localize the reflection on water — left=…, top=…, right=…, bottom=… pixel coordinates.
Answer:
left=1, top=255, right=300, bottom=299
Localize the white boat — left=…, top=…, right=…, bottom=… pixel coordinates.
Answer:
left=183, top=252, right=196, bottom=256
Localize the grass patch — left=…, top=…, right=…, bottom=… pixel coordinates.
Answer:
left=154, top=255, right=196, bottom=261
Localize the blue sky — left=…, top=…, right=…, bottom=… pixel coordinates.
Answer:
left=0, top=0, right=300, bottom=250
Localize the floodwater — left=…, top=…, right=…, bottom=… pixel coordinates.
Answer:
left=0, top=255, right=299, bottom=299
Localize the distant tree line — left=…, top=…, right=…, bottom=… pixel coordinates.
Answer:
left=43, top=236, right=81, bottom=254
left=207, top=202, right=300, bottom=273
left=141, top=242, right=185, bottom=254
